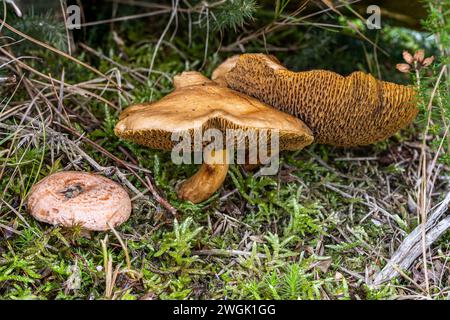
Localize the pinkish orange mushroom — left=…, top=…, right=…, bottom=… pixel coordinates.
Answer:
left=27, top=171, right=131, bottom=231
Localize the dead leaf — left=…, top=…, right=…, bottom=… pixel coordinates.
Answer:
left=414, top=49, right=425, bottom=63
left=314, top=259, right=332, bottom=273
left=422, top=56, right=435, bottom=67
left=396, top=63, right=411, bottom=73
left=402, top=51, right=414, bottom=64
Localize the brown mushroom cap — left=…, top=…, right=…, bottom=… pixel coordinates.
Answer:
left=27, top=171, right=131, bottom=231
left=115, top=71, right=314, bottom=204
left=223, top=53, right=418, bottom=147
left=114, top=71, right=314, bottom=152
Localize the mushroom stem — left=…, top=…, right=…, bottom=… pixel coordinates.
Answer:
left=242, top=163, right=261, bottom=171
left=178, top=149, right=229, bottom=204
left=242, top=150, right=277, bottom=172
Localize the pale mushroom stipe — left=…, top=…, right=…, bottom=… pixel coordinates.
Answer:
left=114, top=71, right=314, bottom=204
left=27, top=171, right=132, bottom=231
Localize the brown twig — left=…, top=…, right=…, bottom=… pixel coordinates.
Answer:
left=145, top=176, right=177, bottom=216
left=55, top=122, right=177, bottom=216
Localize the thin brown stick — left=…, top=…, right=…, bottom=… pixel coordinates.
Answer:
left=145, top=176, right=177, bottom=216
left=417, top=65, right=447, bottom=295
left=55, top=122, right=177, bottom=216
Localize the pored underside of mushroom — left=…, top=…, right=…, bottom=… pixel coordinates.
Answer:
left=212, top=54, right=280, bottom=87
left=223, top=53, right=419, bottom=147
left=211, top=55, right=240, bottom=86
left=114, top=71, right=314, bottom=152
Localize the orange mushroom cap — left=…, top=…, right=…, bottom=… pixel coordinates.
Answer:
left=27, top=171, right=131, bottom=231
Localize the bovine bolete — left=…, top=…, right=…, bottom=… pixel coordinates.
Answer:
left=27, top=171, right=132, bottom=231
left=216, top=53, right=418, bottom=147
left=114, top=71, right=314, bottom=204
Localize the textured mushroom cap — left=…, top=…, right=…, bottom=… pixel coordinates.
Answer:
left=27, top=171, right=131, bottom=231
left=212, top=55, right=240, bottom=86
left=115, top=71, right=313, bottom=151
left=212, top=54, right=281, bottom=86
left=224, top=53, right=419, bottom=146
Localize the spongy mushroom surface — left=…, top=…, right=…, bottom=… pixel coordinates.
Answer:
left=224, top=53, right=419, bottom=147
left=211, top=55, right=241, bottom=86
left=114, top=71, right=314, bottom=152
left=27, top=171, right=132, bottom=231
left=212, top=54, right=280, bottom=86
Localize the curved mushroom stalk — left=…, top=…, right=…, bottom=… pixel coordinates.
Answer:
left=178, top=149, right=229, bottom=204
left=242, top=163, right=261, bottom=171
left=241, top=150, right=277, bottom=172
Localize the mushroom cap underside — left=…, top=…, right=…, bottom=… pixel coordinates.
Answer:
left=224, top=53, right=418, bottom=147
left=115, top=72, right=314, bottom=151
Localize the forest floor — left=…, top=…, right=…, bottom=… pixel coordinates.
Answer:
left=0, top=1, right=449, bottom=299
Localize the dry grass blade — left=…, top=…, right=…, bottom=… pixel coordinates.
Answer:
left=108, top=223, right=132, bottom=273
left=101, top=235, right=120, bottom=299
left=0, top=18, right=119, bottom=88
left=0, top=47, right=119, bottom=109
left=417, top=65, right=447, bottom=295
